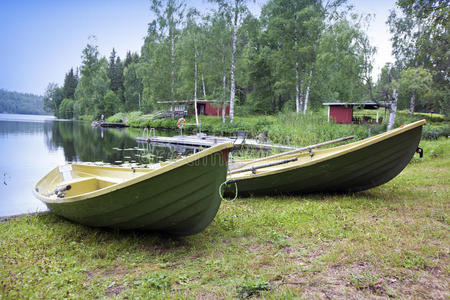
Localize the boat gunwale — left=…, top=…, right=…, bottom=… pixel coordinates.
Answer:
left=34, top=142, right=233, bottom=204
left=230, top=120, right=426, bottom=180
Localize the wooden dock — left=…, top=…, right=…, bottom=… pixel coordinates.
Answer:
left=136, top=134, right=296, bottom=152
left=92, top=121, right=129, bottom=128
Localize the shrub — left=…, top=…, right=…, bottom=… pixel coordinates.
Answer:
left=422, top=124, right=449, bottom=140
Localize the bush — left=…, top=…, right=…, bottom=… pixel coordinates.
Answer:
left=79, top=115, right=93, bottom=121
left=422, top=124, right=449, bottom=140
left=106, top=112, right=126, bottom=123
left=102, top=91, right=122, bottom=118
left=58, top=98, right=74, bottom=119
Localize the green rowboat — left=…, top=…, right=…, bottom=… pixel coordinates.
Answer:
left=33, top=142, right=233, bottom=236
left=228, top=120, right=426, bottom=196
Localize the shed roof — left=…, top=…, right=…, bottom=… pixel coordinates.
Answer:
left=322, top=102, right=380, bottom=109
left=157, top=100, right=230, bottom=104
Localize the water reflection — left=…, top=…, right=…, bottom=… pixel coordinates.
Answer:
left=43, top=120, right=197, bottom=165
left=0, top=114, right=199, bottom=217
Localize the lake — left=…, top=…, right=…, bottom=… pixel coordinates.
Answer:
left=0, top=114, right=196, bottom=217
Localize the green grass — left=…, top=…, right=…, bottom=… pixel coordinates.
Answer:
left=106, top=110, right=448, bottom=149
left=1, top=139, right=448, bottom=299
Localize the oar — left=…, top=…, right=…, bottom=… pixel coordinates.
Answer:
left=230, top=157, right=298, bottom=175
left=231, top=136, right=354, bottom=170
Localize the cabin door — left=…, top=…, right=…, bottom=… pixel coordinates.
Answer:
left=198, top=104, right=206, bottom=115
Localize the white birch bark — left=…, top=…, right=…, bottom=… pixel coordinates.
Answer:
left=194, top=42, right=199, bottom=126
left=222, top=66, right=227, bottom=124
left=387, top=87, right=398, bottom=131
left=171, top=28, right=175, bottom=99
left=201, top=73, right=206, bottom=98
left=410, top=22, right=421, bottom=116
left=303, top=68, right=313, bottom=114
left=387, top=69, right=398, bottom=131
left=222, top=53, right=227, bottom=124
left=298, top=68, right=305, bottom=112
left=295, top=23, right=300, bottom=114
left=229, top=0, right=238, bottom=124
left=409, top=90, right=416, bottom=115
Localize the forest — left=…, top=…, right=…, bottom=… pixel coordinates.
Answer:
left=0, top=89, right=46, bottom=115
left=43, top=0, right=448, bottom=123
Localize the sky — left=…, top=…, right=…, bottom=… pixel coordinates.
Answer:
left=0, top=0, right=396, bottom=96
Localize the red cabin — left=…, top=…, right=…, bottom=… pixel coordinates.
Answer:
left=158, top=100, right=230, bottom=117
left=196, top=100, right=230, bottom=116
left=323, top=102, right=381, bottom=124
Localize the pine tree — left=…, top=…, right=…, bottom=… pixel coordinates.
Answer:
left=63, top=68, right=78, bottom=99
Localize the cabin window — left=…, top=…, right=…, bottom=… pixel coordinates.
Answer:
left=174, top=105, right=185, bottom=112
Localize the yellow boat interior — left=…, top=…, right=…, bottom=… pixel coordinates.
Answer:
left=35, top=164, right=155, bottom=199
left=34, top=142, right=233, bottom=202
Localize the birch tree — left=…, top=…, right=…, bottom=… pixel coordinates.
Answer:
left=211, top=0, right=249, bottom=123
left=388, top=8, right=423, bottom=115
left=386, top=67, right=398, bottom=131
left=204, top=11, right=231, bottom=123
left=151, top=0, right=185, bottom=99
left=180, top=8, right=202, bottom=125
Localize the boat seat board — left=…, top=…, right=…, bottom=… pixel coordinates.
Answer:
left=58, top=177, right=118, bottom=197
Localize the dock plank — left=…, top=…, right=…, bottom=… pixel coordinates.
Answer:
left=136, top=135, right=295, bottom=152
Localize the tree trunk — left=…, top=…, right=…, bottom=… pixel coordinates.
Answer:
left=303, top=68, right=313, bottom=114
left=194, top=44, right=199, bottom=126
left=229, top=0, right=238, bottom=124
left=367, top=77, right=374, bottom=101
left=171, top=28, right=175, bottom=99
left=409, top=90, right=416, bottom=115
left=295, top=20, right=300, bottom=114
left=410, top=22, right=421, bottom=116
left=298, top=67, right=305, bottom=112
left=222, top=56, right=226, bottom=124
left=387, top=68, right=398, bottom=131
left=387, top=87, right=398, bottom=131
left=202, top=73, right=206, bottom=98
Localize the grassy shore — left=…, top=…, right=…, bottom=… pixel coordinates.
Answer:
left=105, top=110, right=448, bottom=148
left=1, top=138, right=448, bottom=299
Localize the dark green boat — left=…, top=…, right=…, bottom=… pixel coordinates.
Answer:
left=33, top=142, right=233, bottom=236
left=228, top=120, right=426, bottom=196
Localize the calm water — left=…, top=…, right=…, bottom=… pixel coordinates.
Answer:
left=0, top=114, right=196, bottom=217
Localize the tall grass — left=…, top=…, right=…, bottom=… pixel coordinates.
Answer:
left=106, top=109, right=447, bottom=146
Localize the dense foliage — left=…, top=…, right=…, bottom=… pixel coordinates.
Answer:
left=385, top=0, right=449, bottom=116
left=43, top=0, right=448, bottom=122
left=0, top=89, right=46, bottom=115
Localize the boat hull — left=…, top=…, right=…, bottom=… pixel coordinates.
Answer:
left=35, top=143, right=231, bottom=236
left=229, top=122, right=424, bottom=196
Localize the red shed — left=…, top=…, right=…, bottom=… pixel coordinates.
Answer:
left=323, top=102, right=381, bottom=124
left=196, top=100, right=230, bottom=116
left=158, top=100, right=230, bottom=117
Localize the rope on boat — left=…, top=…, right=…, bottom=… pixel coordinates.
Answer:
left=219, top=180, right=238, bottom=202
left=219, top=163, right=238, bottom=202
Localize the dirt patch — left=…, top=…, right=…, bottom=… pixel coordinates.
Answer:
left=298, top=263, right=449, bottom=299
left=87, top=263, right=130, bottom=282
left=105, top=284, right=124, bottom=297
left=145, top=238, right=193, bottom=255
